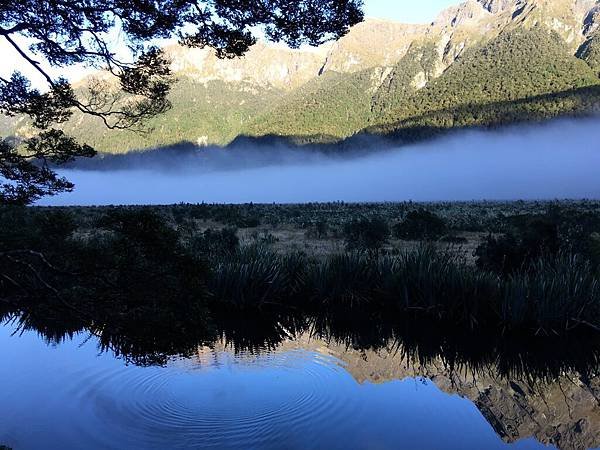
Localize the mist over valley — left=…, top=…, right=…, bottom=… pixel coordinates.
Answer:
left=42, top=118, right=600, bottom=205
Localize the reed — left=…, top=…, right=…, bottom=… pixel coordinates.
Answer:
left=205, top=245, right=600, bottom=334
left=503, top=253, right=600, bottom=333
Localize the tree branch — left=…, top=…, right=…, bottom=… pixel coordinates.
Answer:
left=3, top=34, right=55, bottom=85
left=0, top=24, right=29, bottom=36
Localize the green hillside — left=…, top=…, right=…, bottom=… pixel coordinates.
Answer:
left=4, top=21, right=600, bottom=153
left=369, top=86, right=600, bottom=142
left=243, top=69, right=378, bottom=140
left=244, top=27, right=600, bottom=144
left=370, top=28, right=600, bottom=138
left=370, top=42, right=439, bottom=117
left=64, top=79, right=281, bottom=153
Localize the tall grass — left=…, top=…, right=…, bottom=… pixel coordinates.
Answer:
left=378, top=247, right=498, bottom=323
left=206, top=245, right=600, bottom=335
left=208, top=245, right=309, bottom=308
left=209, top=246, right=286, bottom=306
left=503, top=253, right=600, bottom=333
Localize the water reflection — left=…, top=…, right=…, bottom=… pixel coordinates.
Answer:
left=2, top=300, right=600, bottom=449
left=0, top=325, right=552, bottom=450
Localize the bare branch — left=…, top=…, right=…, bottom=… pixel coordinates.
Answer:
left=3, top=34, right=55, bottom=85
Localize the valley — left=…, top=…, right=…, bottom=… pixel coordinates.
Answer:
left=3, top=0, right=600, bottom=154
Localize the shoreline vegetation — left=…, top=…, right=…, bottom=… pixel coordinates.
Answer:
left=1, top=201, right=600, bottom=356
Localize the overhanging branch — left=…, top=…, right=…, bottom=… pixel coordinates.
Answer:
left=3, top=34, right=55, bottom=85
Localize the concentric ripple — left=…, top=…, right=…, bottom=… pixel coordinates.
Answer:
left=21, top=338, right=360, bottom=450
left=0, top=325, right=553, bottom=450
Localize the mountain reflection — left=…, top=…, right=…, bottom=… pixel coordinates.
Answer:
left=174, top=333, right=600, bottom=450
left=3, top=301, right=600, bottom=449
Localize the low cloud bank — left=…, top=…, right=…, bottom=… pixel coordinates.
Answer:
left=40, top=117, right=600, bottom=206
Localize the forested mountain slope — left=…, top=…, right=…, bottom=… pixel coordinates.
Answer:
left=2, top=0, right=600, bottom=153
left=369, top=27, right=600, bottom=139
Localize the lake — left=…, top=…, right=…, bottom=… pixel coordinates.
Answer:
left=1, top=319, right=598, bottom=450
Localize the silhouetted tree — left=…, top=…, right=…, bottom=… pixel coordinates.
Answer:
left=0, top=0, right=363, bottom=204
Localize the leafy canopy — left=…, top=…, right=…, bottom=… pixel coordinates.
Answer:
left=0, top=0, right=364, bottom=204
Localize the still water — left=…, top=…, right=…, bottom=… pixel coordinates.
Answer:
left=2, top=321, right=596, bottom=450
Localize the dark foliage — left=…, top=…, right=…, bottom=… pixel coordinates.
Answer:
left=393, top=209, right=447, bottom=241
left=191, top=227, right=239, bottom=258
left=343, top=216, right=389, bottom=251
left=78, top=209, right=211, bottom=316
left=210, top=206, right=261, bottom=228
left=475, top=220, right=559, bottom=275
left=0, top=208, right=213, bottom=341
left=476, top=207, right=600, bottom=275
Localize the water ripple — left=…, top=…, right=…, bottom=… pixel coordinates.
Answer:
left=54, top=343, right=357, bottom=449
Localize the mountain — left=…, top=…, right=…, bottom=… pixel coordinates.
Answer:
left=321, top=338, right=600, bottom=450
left=369, top=26, right=600, bottom=140
left=3, top=0, right=600, bottom=153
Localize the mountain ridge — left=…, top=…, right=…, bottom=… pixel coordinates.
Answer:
left=3, top=0, right=600, bottom=153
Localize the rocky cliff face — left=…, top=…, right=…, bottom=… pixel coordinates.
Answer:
left=161, top=0, right=600, bottom=92
left=161, top=18, right=427, bottom=91
left=319, top=19, right=427, bottom=73
left=329, top=342, right=600, bottom=450
left=164, top=42, right=330, bottom=91
left=583, top=3, right=600, bottom=35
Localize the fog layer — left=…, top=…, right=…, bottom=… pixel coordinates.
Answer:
left=40, top=118, right=600, bottom=205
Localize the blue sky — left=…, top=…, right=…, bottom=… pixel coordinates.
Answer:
left=364, top=0, right=458, bottom=23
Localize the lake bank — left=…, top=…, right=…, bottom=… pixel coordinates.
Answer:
left=2, top=201, right=600, bottom=448
left=2, top=201, right=600, bottom=337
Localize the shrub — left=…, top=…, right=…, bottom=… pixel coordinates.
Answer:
left=0, top=207, right=76, bottom=252
left=476, top=215, right=561, bottom=275
left=191, top=227, right=239, bottom=258
left=343, top=216, right=389, bottom=251
left=475, top=233, right=525, bottom=275
left=75, top=209, right=212, bottom=320
left=306, top=219, right=329, bottom=239
left=393, top=209, right=447, bottom=241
